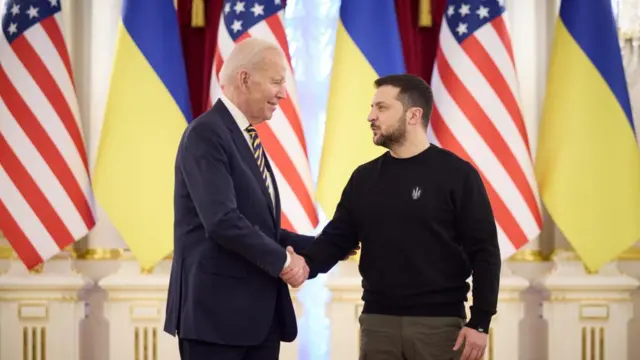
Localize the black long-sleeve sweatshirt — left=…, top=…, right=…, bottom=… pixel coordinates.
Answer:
left=302, top=145, right=501, bottom=333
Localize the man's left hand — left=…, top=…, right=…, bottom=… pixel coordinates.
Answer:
left=341, top=245, right=360, bottom=260
left=453, top=326, right=487, bottom=360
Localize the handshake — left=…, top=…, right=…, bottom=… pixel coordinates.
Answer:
left=279, top=246, right=309, bottom=288
left=279, top=245, right=360, bottom=288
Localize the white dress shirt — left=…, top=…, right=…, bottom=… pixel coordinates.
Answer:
left=219, top=94, right=289, bottom=269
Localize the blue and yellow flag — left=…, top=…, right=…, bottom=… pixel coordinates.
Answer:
left=316, top=0, right=405, bottom=219
left=535, top=0, right=640, bottom=272
left=93, top=0, right=192, bottom=269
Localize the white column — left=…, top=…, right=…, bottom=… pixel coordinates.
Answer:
left=325, top=274, right=362, bottom=360
left=98, top=260, right=179, bottom=360
left=485, top=267, right=529, bottom=360
left=0, top=255, right=91, bottom=360
left=85, top=0, right=127, bottom=250
left=541, top=250, right=639, bottom=360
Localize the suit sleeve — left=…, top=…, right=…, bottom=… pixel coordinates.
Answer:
left=302, top=172, right=359, bottom=277
left=180, top=127, right=286, bottom=278
left=456, top=166, right=501, bottom=333
left=279, top=229, right=315, bottom=254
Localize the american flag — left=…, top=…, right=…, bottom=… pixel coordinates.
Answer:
left=0, top=0, right=95, bottom=269
left=209, top=0, right=319, bottom=233
left=428, top=0, right=542, bottom=259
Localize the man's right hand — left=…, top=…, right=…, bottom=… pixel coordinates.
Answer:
left=280, top=246, right=309, bottom=288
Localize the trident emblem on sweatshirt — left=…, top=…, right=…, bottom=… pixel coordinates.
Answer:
left=411, top=186, right=422, bottom=200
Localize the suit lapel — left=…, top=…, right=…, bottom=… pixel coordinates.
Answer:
left=215, top=101, right=277, bottom=223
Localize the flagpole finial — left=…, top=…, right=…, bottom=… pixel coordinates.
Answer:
left=419, top=0, right=432, bottom=27
left=191, top=0, right=206, bottom=27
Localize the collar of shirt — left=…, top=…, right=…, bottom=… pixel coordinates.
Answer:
left=219, top=93, right=251, bottom=140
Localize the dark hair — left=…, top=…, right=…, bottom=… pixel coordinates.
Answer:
left=374, top=74, right=433, bottom=128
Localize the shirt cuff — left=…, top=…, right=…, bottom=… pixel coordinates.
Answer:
left=465, top=307, right=493, bottom=334
left=282, top=251, right=290, bottom=270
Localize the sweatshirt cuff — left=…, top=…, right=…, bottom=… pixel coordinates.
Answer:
left=465, top=307, right=494, bottom=334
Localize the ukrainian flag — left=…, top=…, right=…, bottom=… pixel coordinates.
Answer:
left=92, top=0, right=192, bottom=269
left=316, top=0, right=405, bottom=219
left=535, top=0, right=640, bottom=272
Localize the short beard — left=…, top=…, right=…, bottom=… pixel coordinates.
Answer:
left=374, top=116, right=407, bottom=149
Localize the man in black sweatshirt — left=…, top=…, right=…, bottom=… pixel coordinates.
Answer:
left=290, top=74, right=501, bottom=360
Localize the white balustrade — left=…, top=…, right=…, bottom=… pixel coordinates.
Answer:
left=0, top=253, right=89, bottom=360
left=540, top=250, right=639, bottom=360
left=98, top=258, right=302, bottom=360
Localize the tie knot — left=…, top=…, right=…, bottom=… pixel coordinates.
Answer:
left=246, top=125, right=257, bottom=134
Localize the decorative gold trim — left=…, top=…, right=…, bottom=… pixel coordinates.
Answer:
left=582, top=327, right=587, bottom=360
left=18, top=302, right=48, bottom=320
left=134, top=327, right=140, bottom=360
left=618, top=247, right=640, bottom=260
left=144, top=327, right=149, bottom=360
left=508, top=249, right=548, bottom=262
left=32, top=327, right=37, bottom=360
left=41, top=327, right=46, bottom=360
left=0, top=246, right=13, bottom=259
left=550, top=296, right=632, bottom=302
left=23, top=327, right=27, bottom=360
left=74, top=248, right=124, bottom=260
left=153, top=328, right=158, bottom=360
left=600, top=327, right=604, bottom=360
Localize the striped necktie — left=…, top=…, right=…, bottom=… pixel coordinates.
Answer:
left=245, top=125, right=272, bottom=194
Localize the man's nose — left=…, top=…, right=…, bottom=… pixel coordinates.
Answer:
left=276, top=86, right=286, bottom=99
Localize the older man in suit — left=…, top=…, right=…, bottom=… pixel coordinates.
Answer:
left=164, top=38, right=316, bottom=360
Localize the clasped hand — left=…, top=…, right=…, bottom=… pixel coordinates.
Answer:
left=279, top=246, right=309, bottom=288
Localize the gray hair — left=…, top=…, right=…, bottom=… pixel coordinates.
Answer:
left=219, top=38, right=284, bottom=87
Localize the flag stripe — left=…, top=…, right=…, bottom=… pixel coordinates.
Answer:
left=474, top=24, right=520, bottom=119
left=265, top=15, right=293, bottom=68
left=432, top=66, right=538, bottom=242
left=437, top=30, right=541, bottom=228
left=45, top=15, right=74, bottom=89
left=249, top=21, right=300, bottom=112
left=495, top=223, right=516, bottom=258
left=0, top=196, right=43, bottom=268
left=0, top=133, right=74, bottom=249
left=258, top=123, right=317, bottom=224
left=0, top=161, right=61, bottom=261
left=1, top=98, right=90, bottom=238
left=440, top=23, right=533, bottom=182
left=5, top=35, right=89, bottom=174
left=268, top=154, right=314, bottom=232
left=281, top=211, right=293, bottom=233
left=0, top=35, right=90, bottom=208
left=25, top=20, right=80, bottom=136
left=430, top=106, right=529, bottom=250
left=464, top=26, right=530, bottom=151
left=490, top=16, right=515, bottom=68
left=0, top=65, right=94, bottom=230
left=0, top=0, right=95, bottom=269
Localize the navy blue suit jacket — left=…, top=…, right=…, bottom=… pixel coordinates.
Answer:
left=164, top=99, right=315, bottom=346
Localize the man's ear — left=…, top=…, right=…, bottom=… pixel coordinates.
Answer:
left=239, top=71, right=250, bottom=88
left=407, top=107, right=423, bottom=125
